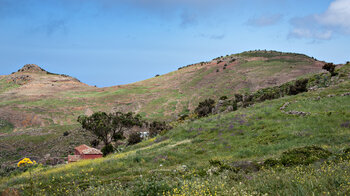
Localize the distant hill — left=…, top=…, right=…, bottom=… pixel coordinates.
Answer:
left=0, top=51, right=325, bottom=129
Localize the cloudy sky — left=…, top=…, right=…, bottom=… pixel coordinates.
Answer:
left=0, top=0, right=349, bottom=87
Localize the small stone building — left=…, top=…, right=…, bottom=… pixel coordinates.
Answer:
left=68, top=144, right=103, bottom=163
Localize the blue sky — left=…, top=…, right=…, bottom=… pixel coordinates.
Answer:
left=0, top=0, right=349, bottom=87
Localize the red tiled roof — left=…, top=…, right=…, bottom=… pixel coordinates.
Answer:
left=68, top=155, right=81, bottom=162
left=75, top=144, right=102, bottom=155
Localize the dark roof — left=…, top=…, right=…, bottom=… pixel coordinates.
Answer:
left=75, top=144, right=103, bottom=155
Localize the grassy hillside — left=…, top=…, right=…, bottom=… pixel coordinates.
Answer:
left=0, top=51, right=324, bottom=128
left=1, top=64, right=349, bottom=195
left=0, top=50, right=326, bottom=166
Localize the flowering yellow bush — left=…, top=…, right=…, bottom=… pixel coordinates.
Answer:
left=17, top=158, right=36, bottom=167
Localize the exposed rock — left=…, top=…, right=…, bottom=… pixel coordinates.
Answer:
left=341, top=92, right=350, bottom=96
left=17, top=64, right=46, bottom=73
left=327, top=94, right=335, bottom=97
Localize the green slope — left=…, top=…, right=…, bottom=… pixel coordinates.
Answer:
left=1, top=64, right=349, bottom=195
left=0, top=50, right=326, bottom=166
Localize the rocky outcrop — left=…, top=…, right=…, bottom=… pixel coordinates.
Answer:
left=17, top=64, right=47, bottom=73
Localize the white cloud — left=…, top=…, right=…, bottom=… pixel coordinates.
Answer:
left=289, top=0, right=350, bottom=40
left=289, top=28, right=332, bottom=40
left=316, top=0, right=350, bottom=33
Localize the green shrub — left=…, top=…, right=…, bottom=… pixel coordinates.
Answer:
left=149, top=121, right=171, bottom=137
left=322, top=63, right=337, bottom=76
left=219, top=96, right=228, bottom=100
left=280, top=146, right=332, bottom=166
left=234, top=94, right=243, bottom=102
left=101, top=144, right=114, bottom=156
left=128, top=132, right=142, bottom=145
left=288, top=79, right=308, bottom=95
left=194, top=99, right=215, bottom=117
left=263, top=158, right=280, bottom=167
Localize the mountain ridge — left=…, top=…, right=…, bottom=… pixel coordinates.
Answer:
left=0, top=50, right=326, bottom=129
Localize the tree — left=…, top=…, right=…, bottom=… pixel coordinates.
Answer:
left=322, top=63, right=336, bottom=76
left=78, top=111, right=143, bottom=147
left=110, top=112, right=143, bottom=142
left=78, top=112, right=112, bottom=146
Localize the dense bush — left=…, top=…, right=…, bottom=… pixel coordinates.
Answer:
left=234, top=94, right=243, bottom=102
left=280, top=146, right=332, bottom=166
left=221, top=99, right=238, bottom=112
left=288, top=79, right=308, bottom=95
left=194, top=99, right=216, bottom=117
left=101, top=144, right=114, bottom=156
left=263, top=158, right=280, bottom=167
left=128, top=132, right=142, bottom=145
left=149, top=121, right=171, bottom=137
left=219, top=96, right=228, bottom=100
left=322, top=63, right=336, bottom=76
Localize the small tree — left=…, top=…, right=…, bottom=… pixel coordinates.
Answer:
left=110, top=112, right=143, bottom=142
left=78, top=111, right=143, bottom=155
left=322, top=63, right=336, bottom=76
left=78, top=112, right=112, bottom=146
